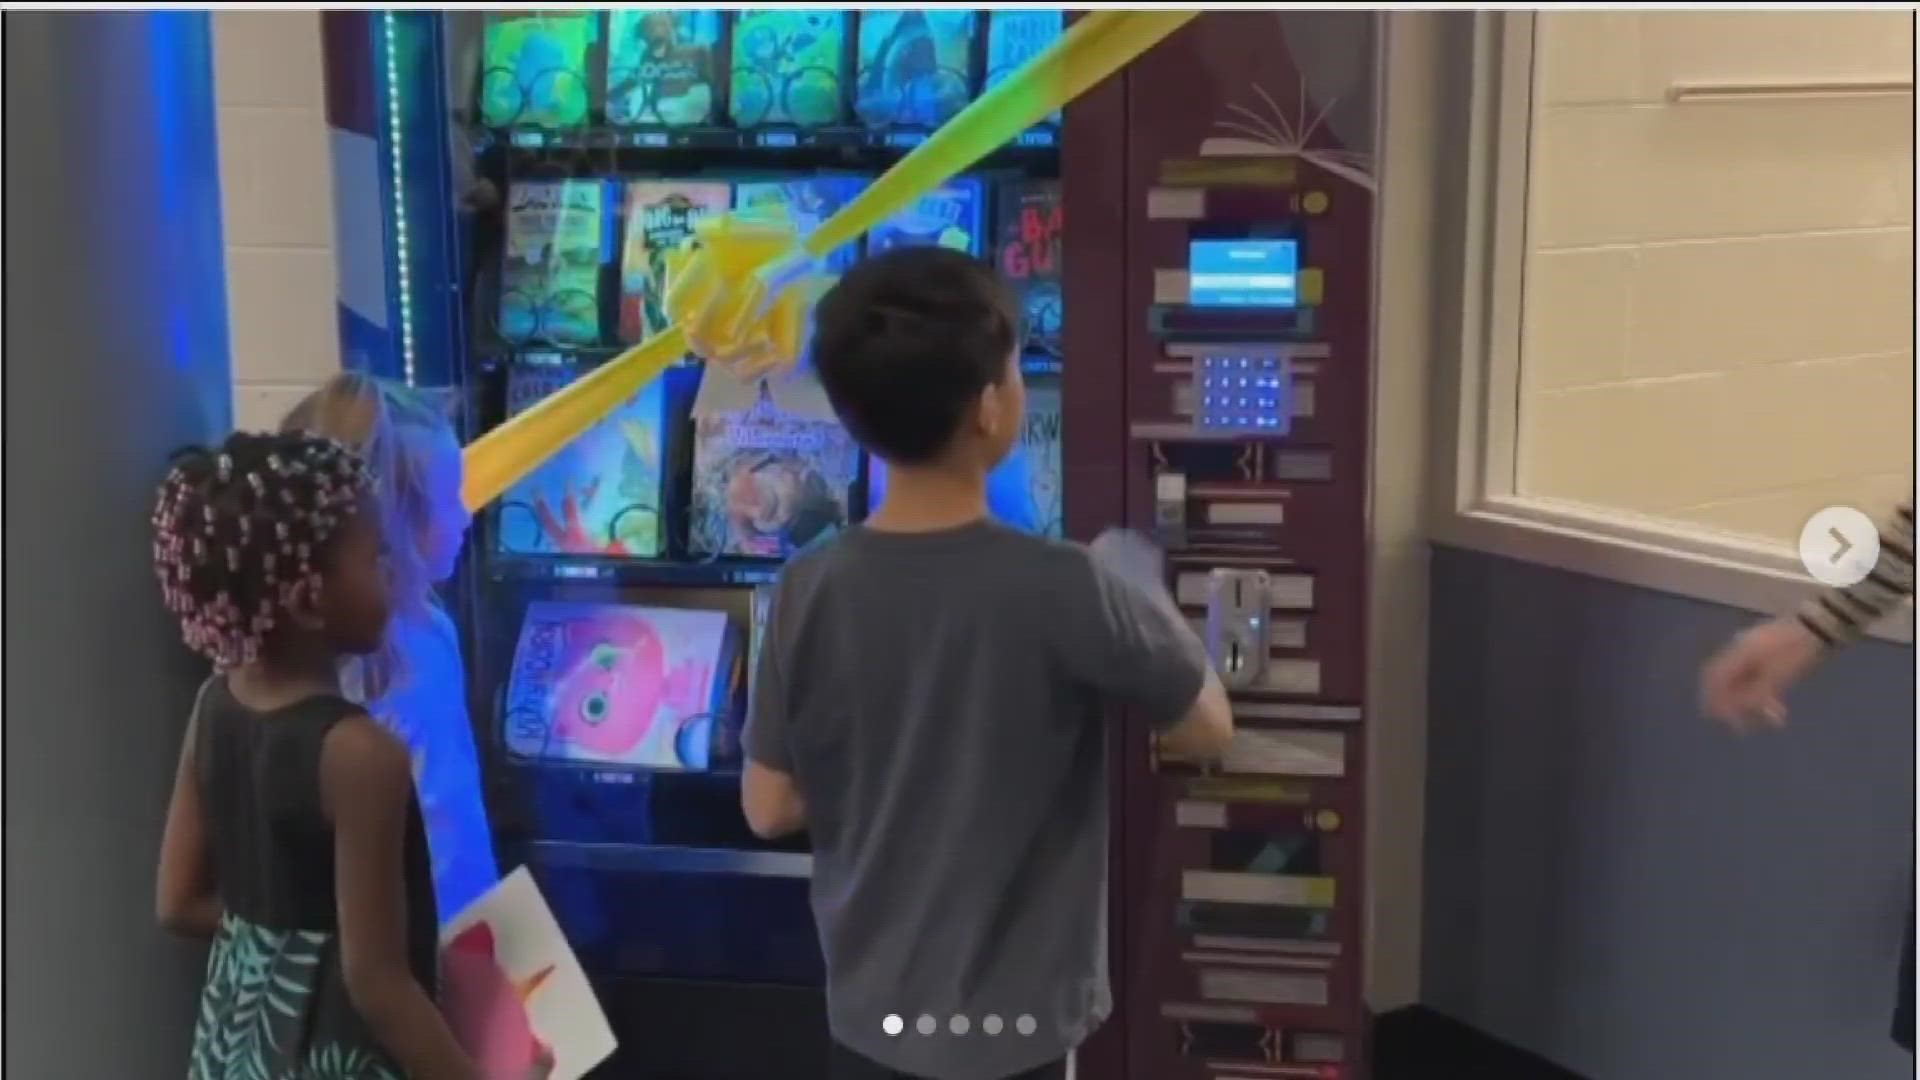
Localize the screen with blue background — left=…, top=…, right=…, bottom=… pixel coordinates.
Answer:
left=1188, top=239, right=1300, bottom=308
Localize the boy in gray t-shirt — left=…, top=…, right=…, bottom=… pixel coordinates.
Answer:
left=741, top=247, right=1235, bottom=1080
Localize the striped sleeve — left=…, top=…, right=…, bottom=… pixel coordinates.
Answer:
left=1796, top=499, right=1915, bottom=648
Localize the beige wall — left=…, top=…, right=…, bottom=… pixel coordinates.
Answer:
left=1517, top=12, right=1914, bottom=546
left=212, top=11, right=340, bottom=430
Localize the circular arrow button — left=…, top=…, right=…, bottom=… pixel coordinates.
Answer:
left=1799, top=506, right=1880, bottom=588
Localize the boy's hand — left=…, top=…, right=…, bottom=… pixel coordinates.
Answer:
left=1090, top=529, right=1169, bottom=596
left=1699, top=616, right=1824, bottom=732
left=1089, top=528, right=1192, bottom=628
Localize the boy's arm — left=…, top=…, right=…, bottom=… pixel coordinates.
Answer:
left=742, top=761, right=807, bottom=839
left=156, top=690, right=221, bottom=938
left=1063, top=537, right=1233, bottom=759
left=1160, top=660, right=1235, bottom=761
left=741, top=599, right=808, bottom=839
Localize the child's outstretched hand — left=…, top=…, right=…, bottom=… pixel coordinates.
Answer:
left=1699, top=616, right=1824, bottom=733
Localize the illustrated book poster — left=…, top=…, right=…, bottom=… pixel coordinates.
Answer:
left=494, top=364, right=667, bottom=559
left=983, top=9, right=1064, bottom=126
left=733, top=174, right=870, bottom=272
left=479, top=12, right=597, bottom=129
left=440, top=867, right=616, bottom=1080
left=503, top=600, right=735, bottom=770
left=727, top=10, right=850, bottom=128
left=618, top=179, right=732, bottom=344
left=500, top=180, right=606, bottom=347
left=994, top=178, right=1063, bottom=357
left=688, top=368, right=857, bottom=558
left=865, top=177, right=985, bottom=258
left=853, top=10, right=977, bottom=129
left=605, top=10, right=725, bottom=127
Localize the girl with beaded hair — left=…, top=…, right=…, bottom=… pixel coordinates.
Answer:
left=281, top=372, right=499, bottom=928
left=151, top=430, right=489, bottom=1079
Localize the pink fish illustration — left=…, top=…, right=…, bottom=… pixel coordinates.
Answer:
left=441, top=922, right=556, bottom=1077
left=549, top=613, right=711, bottom=759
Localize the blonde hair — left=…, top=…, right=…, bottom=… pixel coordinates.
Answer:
left=280, top=372, right=459, bottom=701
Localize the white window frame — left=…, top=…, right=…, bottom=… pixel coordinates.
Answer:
left=1427, top=12, right=1913, bottom=644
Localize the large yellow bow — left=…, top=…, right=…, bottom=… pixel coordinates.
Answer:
left=660, top=210, right=832, bottom=383
left=460, top=10, right=1199, bottom=512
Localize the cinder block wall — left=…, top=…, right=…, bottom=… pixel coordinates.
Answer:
left=1519, top=12, right=1914, bottom=545
left=212, top=11, right=340, bottom=430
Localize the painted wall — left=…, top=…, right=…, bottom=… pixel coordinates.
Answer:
left=1423, top=546, right=1914, bottom=1078
left=3, top=11, right=233, bottom=1075
left=212, top=11, right=342, bottom=429
left=1517, top=12, right=1914, bottom=547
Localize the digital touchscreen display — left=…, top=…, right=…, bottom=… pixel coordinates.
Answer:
left=1188, top=239, right=1300, bottom=308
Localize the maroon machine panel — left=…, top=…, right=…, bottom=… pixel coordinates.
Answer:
left=1112, top=12, right=1379, bottom=1080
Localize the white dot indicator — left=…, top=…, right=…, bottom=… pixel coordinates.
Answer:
left=983, top=1015, right=1004, bottom=1036
left=1015, top=1014, right=1037, bottom=1036
left=916, top=1014, right=937, bottom=1036
left=882, top=1014, right=904, bottom=1037
left=949, top=1015, right=971, bottom=1036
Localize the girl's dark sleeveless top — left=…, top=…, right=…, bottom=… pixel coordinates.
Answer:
left=188, top=679, right=439, bottom=1078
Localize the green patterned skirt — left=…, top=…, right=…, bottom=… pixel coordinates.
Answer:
left=188, top=913, right=403, bottom=1080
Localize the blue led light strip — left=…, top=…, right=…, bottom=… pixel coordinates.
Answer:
left=381, top=11, right=417, bottom=385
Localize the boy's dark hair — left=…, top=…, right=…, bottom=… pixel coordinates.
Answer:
left=808, top=245, right=1021, bottom=465
left=150, top=431, right=371, bottom=668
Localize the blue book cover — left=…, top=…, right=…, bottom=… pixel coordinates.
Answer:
left=495, top=363, right=668, bottom=558
left=605, top=10, right=725, bottom=127
left=728, top=10, right=851, bottom=128
left=865, top=177, right=985, bottom=258
left=984, top=10, right=1064, bottom=126
left=994, top=179, right=1063, bottom=357
left=733, top=174, right=871, bottom=272
left=853, top=10, right=978, bottom=129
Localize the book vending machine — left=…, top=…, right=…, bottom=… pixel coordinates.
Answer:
left=1089, top=12, right=1384, bottom=1080
left=323, top=9, right=1078, bottom=1077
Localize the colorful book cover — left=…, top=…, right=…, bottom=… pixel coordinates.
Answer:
left=853, top=10, right=977, bottom=129
left=618, top=180, right=731, bottom=344
left=733, top=175, right=869, bottom=272
left=605, top=10, right=725, bottom=127
left=688, top=372, right=857, bottom=558
left=479, top=11, right=596, bottom=129
left=495, top=364, right=667, bottom=558
left=869, top=381, right=1061, bottom=537
left=865, top=177, right=985, bottom=257
left=503, top=601, right=735, bottom=769
left=727, top=10, right=850, bottom=128
left=995, top=179, right=1063, bottom=357
left=440, top=867, right=616, bottom=1080
left=984, top=10, right=1064, bottom=126
left=500, top=180, right=606, bottom=347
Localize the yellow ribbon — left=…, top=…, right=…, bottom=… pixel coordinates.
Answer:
left=462, top=10, right=1199, bottom=512
left=659, top=210, right=831, bottom=384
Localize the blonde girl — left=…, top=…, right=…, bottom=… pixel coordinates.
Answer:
left=283, top=373, right=499, bottom=925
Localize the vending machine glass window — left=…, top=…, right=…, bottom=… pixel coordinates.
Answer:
left=421, top=1, right=1070, bottom=1017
